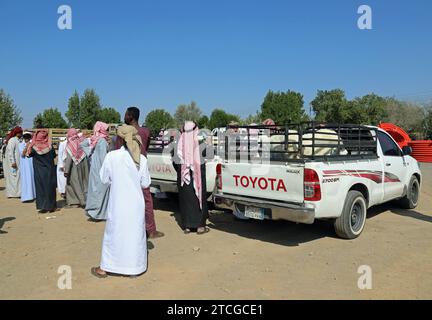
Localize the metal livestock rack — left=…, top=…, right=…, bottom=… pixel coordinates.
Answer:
left=24, top=124, right=119, bottom=150
left=221, top=122, right=379, bottom=163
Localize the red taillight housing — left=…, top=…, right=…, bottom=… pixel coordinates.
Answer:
left=304, top=168, right=321, bottom=201
left=216, top=163, right=222, bottom=191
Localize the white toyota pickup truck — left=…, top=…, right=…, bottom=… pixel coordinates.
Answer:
left=213, top=123, right=422, bottom=239
left=147, top=129, right=220, bottom=199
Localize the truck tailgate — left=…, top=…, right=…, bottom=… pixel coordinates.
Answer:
left=221, top=163, right=304, bottom=203
left=147, top=153, right=177, bottom=182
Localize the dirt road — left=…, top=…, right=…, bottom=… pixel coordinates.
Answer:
left=1, top=164, right=431, bottom=299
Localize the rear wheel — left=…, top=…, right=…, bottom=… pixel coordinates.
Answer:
left=334, top=191, right=367, bottom=239
left=399, top=176, right=420, bottom=209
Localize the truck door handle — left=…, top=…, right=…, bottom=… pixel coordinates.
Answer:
left=386, top=163, right=391, bottom=167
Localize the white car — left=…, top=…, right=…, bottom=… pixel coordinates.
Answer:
left=213, top=123, right=422, bottom=239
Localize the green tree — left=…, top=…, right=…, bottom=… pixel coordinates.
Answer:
left=98, top=107, right=121, bottom=124
left=0, top=89, right=22, bottom=136
left=208, top=108, right=240, bottom=129
left=312, top=91, right=405, bottom=126
left=261, top=90, right=308, bottom=124
left=174, top=101, right=202, bottom=127
left=144, top=109, right=175, bottom=136
left=33, top=108, right=68, bottom=128
left=242, top=112, right=262, bottom=125
left=311, top=89, right=350, bottom=123
left=80, top=89, right=102, bottom=129
left=423, top=106, right=432, bottom=139
left=350, top=93, right=387, bottom=125
left=65, top=90, right=81, bottom=128
left=382, top=98, right=425, bottom=137
left=65, top=89, right=102, bottom=129
left=198, top=115, right=209, bottom=128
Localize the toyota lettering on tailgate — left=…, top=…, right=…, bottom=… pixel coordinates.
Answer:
left=233, top=175, right=287, bottom=192
left=150, top=164, right=173, bottom=174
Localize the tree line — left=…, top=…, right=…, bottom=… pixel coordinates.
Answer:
left=33, top=89, right=121, bottom=130
left=1, top=87, right=431, bottom=139
left=145, top=89, right=432, bottom=139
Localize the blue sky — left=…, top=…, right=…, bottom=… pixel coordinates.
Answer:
left=1, top=0, right=431, bottom=128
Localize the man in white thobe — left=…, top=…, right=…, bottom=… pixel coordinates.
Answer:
left=4, top=127, right=23, bottom=198
left=56, top=137, right=67, bottom=197
left=91, top=125, right=151, bottom=278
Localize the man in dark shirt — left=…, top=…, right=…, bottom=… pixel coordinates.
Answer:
left=116, top=107, right=165, bottom=239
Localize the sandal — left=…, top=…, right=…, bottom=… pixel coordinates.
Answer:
left=91, top=267, right=108, bottom=278
left=197, top=227, right=210, bottom=235
left=148, top=231, right=165, bottom=239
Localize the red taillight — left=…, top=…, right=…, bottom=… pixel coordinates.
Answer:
left=304, top=168, right=321, bottom=201
left=216, top=163, right=222, bottom=191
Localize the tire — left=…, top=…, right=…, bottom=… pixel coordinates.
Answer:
left=399, top=176, right=420, bottom=209
left=334, top=191, right=367, bottom=239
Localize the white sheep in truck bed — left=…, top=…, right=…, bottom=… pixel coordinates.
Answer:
left=302, top=129, right=348, bottom=156
left=265, top=129, right=347, bottom=159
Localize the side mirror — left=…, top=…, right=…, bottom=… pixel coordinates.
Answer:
left=402, top=146, right=412, bottom=156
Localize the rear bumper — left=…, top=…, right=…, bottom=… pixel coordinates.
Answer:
left=213, top=192, right=315, bottom=224
left=150, top=179, right=178, bottom=193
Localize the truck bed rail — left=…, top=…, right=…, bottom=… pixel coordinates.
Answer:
left=220, top=122, right=378, bottom=163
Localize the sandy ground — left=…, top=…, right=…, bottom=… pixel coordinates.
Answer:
left=0, top=164, right=431, bottom=300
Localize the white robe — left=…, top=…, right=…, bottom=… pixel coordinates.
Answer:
left=4, top=137, right=21, bottom=198
left=56, top=141, right=67, bottom=194
left=99, top=147, right=151, bottom=275
left=18, top=142, right=36, bottom=202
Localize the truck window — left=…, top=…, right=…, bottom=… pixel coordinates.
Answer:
left=377, top=131, right=401, bottom=157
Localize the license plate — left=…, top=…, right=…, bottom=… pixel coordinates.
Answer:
left=244, top=206, right=265, bottom=220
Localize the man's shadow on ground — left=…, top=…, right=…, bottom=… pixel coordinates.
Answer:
left=0, top=217, right=16, bottom=234
left=153, top=197, right=184, bottom=230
